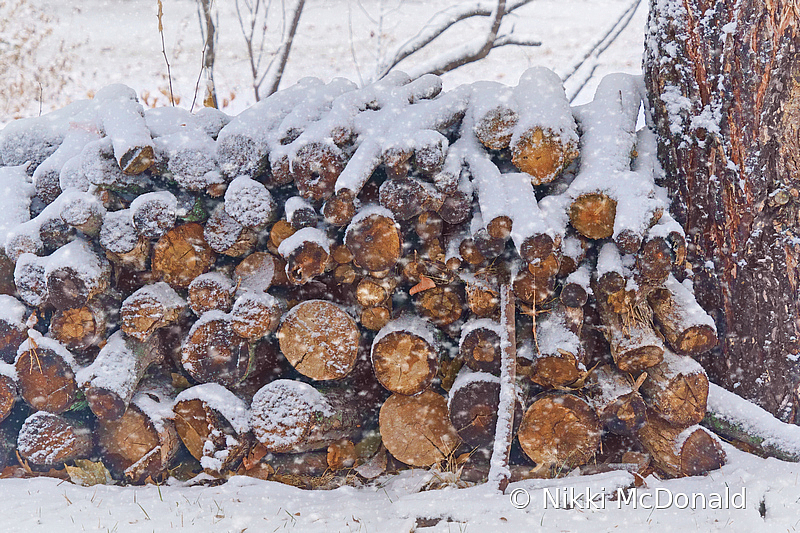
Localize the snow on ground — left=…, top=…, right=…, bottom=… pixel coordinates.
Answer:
left=1, top=445, right=799, bottom=532
left=3, top=0, right=646, bottom=123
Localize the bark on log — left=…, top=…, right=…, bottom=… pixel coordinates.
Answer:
left=249, top=380, right=363, bottom=453
left=0, top=296, right=28, bottom=363
left=592, top=278, right=664, bottom=373
left=76, top=331, right=164, bottom=420
left=644, top=0, right=800, bottom=421
left=0, top=368, right=17, bottom=423
left=17, top=411, right=93, bottom=468
left=96, top=389, right=179, bottom=483
left=702, top=382, right=800, bottom=462
left=379, top=389, right=460, bottom=467
left=173, top=383, right=251, bottom=474
left=277, top=300, right=360, bottom=381
left=371, top=317, right=440, bottom=396
left=152, top=222, right=216, bottom=289
left=638, top=413, right=725, bottom=478
left=517, top=392, right=601, bottom=473
left=648, top=274, right=718, bottom=356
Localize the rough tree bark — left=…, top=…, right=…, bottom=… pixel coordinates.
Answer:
left=645, top=0, right=800, bottom=421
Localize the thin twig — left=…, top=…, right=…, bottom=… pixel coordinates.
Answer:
left=157, top=0, right=175, bottom=106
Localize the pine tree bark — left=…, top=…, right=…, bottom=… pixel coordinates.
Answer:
left=645, top=0, right=800, bottom=421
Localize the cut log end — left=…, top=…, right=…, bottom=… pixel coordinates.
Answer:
left=372, top=330, right=438, bottom=396
left=379, top=390, right=460, bottom=467
left=278, top=300, right=360, bottom=381
left=517, top=393, right=601, bottom=472
left=638, top=415, right=726, bottom=478
left=153, top=223, right=216, bottom=289
left=512, top=128, right=578, bottom=185
left=16, top=345, right=77, bottom=414
left=119, top=145, right=155, bottom=175
left=569, top=193, right=617, bottom=240
left=345, top=213, right=402, bottom=272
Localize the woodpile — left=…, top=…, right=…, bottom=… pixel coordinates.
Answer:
left=0, top=70, right=728, bottom=487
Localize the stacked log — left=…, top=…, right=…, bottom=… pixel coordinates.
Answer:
left=0, top=68, right=729, bottom=487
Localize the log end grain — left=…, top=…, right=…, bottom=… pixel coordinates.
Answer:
left=278, top=300, right=360, bottom=381
left=569, top=193, right=617, bottom=240
left=379, top=390, right=460, bottom=467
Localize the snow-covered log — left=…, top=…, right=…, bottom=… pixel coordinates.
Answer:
left=639, top=349, right=709, bottom=427
left=120, top=282, right=187, bottom=342
left=96, top=384, right=179, bottom=483
left=277, top=227, right=330, bottom=285
left=648, top=275, right=718, bottom=356
left=249, top=379, right=364, bottom=453
left=638, top=414, right=725, bottom=478
left=17, top=411, right=93, bottom=468
left=173, top=383, right=251, bottom=475
left=567, top=74, right=665, bottom=248
left=585, top=364, right=646, bottom=436
left=77, top=330, right=164, bottom=420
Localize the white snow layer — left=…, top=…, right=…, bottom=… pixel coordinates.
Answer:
left=174, top=383, right=250, bottom=435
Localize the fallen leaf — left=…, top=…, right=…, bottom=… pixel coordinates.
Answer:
left=410, top=275, right=436, bottom=295
left=66, top=459, right=114, bottom=486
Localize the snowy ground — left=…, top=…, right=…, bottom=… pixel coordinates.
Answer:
left=7, top=1, right=800, bottom=531
left=3, top=445, right=800, bottom=532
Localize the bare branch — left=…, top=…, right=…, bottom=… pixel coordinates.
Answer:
left=375, top=0, right=534, bottom=80
left=259, top=0, right=305, bottom=98
left=493, top=34, right=541, bottom=47
left=559, top=0, right=641, bottom=85
left=401, top=0, right=509, bottom=79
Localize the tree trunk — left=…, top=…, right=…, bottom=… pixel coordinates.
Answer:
left=645, top=0, right=800, bottom=421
